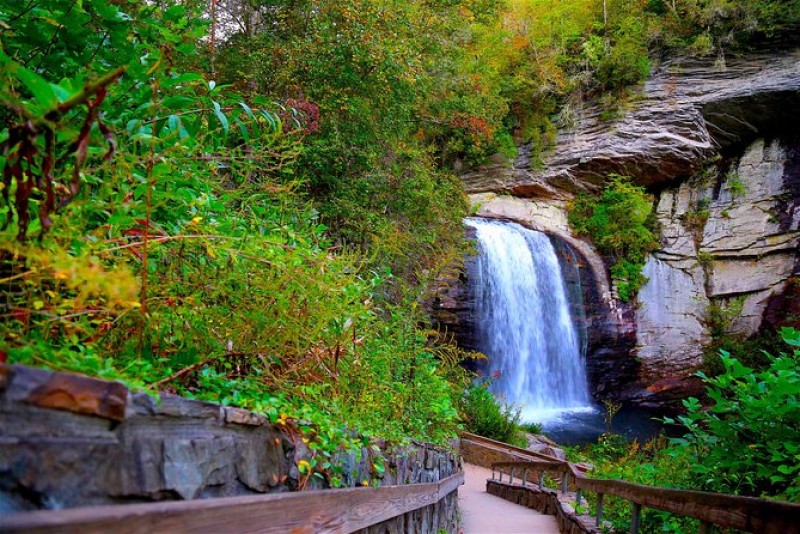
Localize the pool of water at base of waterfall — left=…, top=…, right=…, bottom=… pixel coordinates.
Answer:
left=521, top=404, right=683, bottom=446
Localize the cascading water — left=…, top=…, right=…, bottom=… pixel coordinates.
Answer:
left=466, top=217, right=593, bottom=423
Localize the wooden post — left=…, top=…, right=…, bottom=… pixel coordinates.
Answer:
left=561, top=472, right=569, bottom=494
left=498, top=469, right=503, bottom=483
left=522, top=468, right=527, bottom=487
left=630, top=503, right=641, bottom=534
left=539, top=471, right=544, bottom=489
left=510, top=467, right=514, bottom=485
left=491, top=467, right=495, bottom=481
left=576, top=489, right=582, bottom=508
left=596, top=493, right=604, bottom=526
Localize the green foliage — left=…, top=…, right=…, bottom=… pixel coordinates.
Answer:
left=650, top=0, right=800, bottom=53
left=568, top=175, right=658, bottom=301
left=0, top=0, right=473, bottom=470
left=701, top=298, right=783, bottom=375
left=570, top=435, right=697, bottom=532
left=459, top=383, right=528, bottom=447
left=571, top=329, right=800, bottom=530
left=727, top=173, right=747, bottom=199
left=670, top=328, right=800, bottom=501
left=518, top=421, right=544, bottom=435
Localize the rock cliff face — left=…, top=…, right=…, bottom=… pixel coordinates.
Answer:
left=435, top=48, right=800, bottom=407
left=634, top=136, right=799, bottom=405
left=462, top=48, right=800, bottom=198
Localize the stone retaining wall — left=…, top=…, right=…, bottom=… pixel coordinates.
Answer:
left=0, top=364, right=460, bottom=532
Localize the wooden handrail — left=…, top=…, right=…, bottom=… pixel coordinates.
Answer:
left=491, top=460, right=563, bottom=471
left=1, top=471, right=464, bottom=534
left=491, top=459, right=800, bottom=534
left=571, top=476, right=800, bottom=534
left=459, top=431, right=561, bottom=463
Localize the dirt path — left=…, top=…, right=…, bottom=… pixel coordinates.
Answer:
left=459, top=463, right=559, bottom=534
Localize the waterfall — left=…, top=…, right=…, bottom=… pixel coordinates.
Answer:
left=466, top=218, right=592, bottom=422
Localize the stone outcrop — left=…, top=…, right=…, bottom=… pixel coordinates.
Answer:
left=0, top=364, right=461, bottom=524
left=440, top=47, right=800, bottom=408
left=462, top=48, right=800, bottom=197
left=632, top=136, right=800, bottom=403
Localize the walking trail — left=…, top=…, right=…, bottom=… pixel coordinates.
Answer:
left=459, top=463, right=559, bottom=534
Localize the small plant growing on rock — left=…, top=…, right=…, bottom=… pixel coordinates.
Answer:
left=727, top=173, right=747, bottom=199
left=567, top=175, right=658, bottom=302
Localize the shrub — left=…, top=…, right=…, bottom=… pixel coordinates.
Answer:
left=567, top=175, right=658, bottom=301
left=459, top=383, right=527, bottom=447
left=572, top=435, right=697, bottom=532
left=669, top=327, right=800, bottom=501
left=0, top=0, right=471, bottom=465
left=519, top=421, right=544, bottom=435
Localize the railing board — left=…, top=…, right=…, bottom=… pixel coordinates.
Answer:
left=490, top=455, right=800, bottom=534
left=460, top=431, right=560, bottom=463
left=492, top=461, right=564, bottom=471
left=572, top=476, right=800, bottom=534
left=1, top=472, right=464, bottom=534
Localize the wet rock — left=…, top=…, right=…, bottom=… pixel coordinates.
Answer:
left=635, top=257, right=709, bottom=385
left=470, top=194, right=571, bottom=234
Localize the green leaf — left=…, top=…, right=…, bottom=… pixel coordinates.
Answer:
left=17, top=66, right=58, bottom=109
left=234, top=117, right=250, bottom=142
left=781, top=327, right=800, bottom=347
left=167, top=114, right=180, bottom=132
left=161, top=73, right=203, bottom=88
left=161, top=96, right=196, bottom=110
left=212, top=100, right=229, bottom=134
left=238, top=101, right=255, bottom=119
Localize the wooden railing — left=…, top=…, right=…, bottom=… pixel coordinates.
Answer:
left=1, top=471, right=463, bottom=534
left=460, top=430, right=562, bottom=463
left=491, top=460, right=800, bottom=534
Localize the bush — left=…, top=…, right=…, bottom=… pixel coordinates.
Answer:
left=459, top=383, right=527, bottom=448
left=569, top=329, right=800, bottom=531
left=0, top=0, right=471, bottom=469
left=669, top=327, right=800, bottom=501
left=519, top=421, right=544, bottom=435
left=571, top=435, right=697, bottom=532
left=567, top=175, right=658, bottom=301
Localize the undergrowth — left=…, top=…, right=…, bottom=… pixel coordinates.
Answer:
left=0, top=0, right=473, bottom=482
left=568, top=328, right=800, bottom=531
